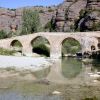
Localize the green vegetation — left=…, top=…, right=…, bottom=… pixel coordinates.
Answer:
left=21, top=9, right=41, bottom=35
left=83, top=97, right=98, bottom=100
left=44, top=16, right=56, bottom=32
left=74, top=9, right=86, bottom=31
left=92, top=22, right=100, bottom=31
left=31, top=37, right=50, bottom=57
left=11, top=40, right=22, bottom=47
left=4, top=67, right=16, bottom=71
left=62, top=38, right=81, bottom=55
left=7, top=8, right=16, bottom=11
left=0, top=48, right=16, bottom=55
left=33, top=44, right=50, bottom=57
left=39, top=10, right=44, bottom=13
left=0, top=30, right=7, bottom=39
left=62, top=57, right=82, bottom=78
left=48, top=8, right=54, bottom=12
left=31, top=36, right=49, bottom=46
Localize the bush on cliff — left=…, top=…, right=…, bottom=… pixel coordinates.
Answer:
left=0, top=30, right=7, bottom=39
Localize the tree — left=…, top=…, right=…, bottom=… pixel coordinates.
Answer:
left=44, top=16, right=56, bottom=32
left=21, top=9, right=40, bottom=35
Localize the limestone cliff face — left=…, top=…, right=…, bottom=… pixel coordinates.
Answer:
left=55, top=0, right=100, bottom=32
left=0, top=0, right=100, bottom=33
left=0, top=8, right=22, bottom=33
left=79, top=0, right=100, bottom=31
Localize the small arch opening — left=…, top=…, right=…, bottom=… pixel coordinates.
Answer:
left=10, top=40, right=22, bottom=53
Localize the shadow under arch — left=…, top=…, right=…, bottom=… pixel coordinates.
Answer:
left=61, top=37, right=82, bottom=57
left=97, top=43, right=100, bottom=49
left=91, top=45, right=96, bottom=51
left=31, top=36, right=50, bottom=57
left=10, top=39, right=23, bottom=53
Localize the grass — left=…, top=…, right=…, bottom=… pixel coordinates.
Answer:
left=0, top=48, right=16, bottom=55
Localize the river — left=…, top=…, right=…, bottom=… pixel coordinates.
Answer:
left=0, top=57, right=100, bottom=100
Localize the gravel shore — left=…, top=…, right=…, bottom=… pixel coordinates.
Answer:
left=0, top=55, right=51, bottom=70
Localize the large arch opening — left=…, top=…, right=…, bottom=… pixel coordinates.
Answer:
left=31, top=36, right=50, bottom=57
left=62, top=38, right=81, bottom=57
left=10, top=40, right=23, bottom=53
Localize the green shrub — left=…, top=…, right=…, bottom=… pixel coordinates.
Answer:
left=62, top=38, right=81, bottom=55
left=82, top=97, right=98, bottom=100
left=32, top=44, right=50, bottom=57
left=39, top=10, right=44, bottom=13
left=0, top=30, right=7, bottom=39
left=11, top=40, right=22, bottom=47
left=48, top=8, right=54, bottom=12
left=0, top=48, right=16, bottom=55
left=31, top=37, right=49, bottom=47
left=44, top=17, right=56, bottom=32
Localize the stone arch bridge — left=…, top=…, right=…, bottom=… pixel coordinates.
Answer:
left=0, top=32, right=99, bottom=58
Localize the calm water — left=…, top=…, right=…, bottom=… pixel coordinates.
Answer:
left=0, top=57, right=100, bottom=100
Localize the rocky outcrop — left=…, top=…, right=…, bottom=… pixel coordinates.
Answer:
left=0, top=0, right=100, bottom=33
left=79, top=0, right=100, bottom=31
left=0, top=8, right=22, bottom=33
left=0, top=6, right=56, bottom=33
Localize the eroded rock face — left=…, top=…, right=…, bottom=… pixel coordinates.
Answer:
left=79, top=0, right=100, bottom=31
left=0, top=0, right=99, bottom=33
left=0, top=8, right=22, bottom=33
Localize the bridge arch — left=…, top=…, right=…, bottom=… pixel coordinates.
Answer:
left=61, top=37, right=82, bottom=56
left=10, top=39, right=23, bottom=53
left=30, top=36, right=50, bottom=57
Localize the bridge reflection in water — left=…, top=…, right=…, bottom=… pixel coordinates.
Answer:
left=46, top=57, right=100, bottom=84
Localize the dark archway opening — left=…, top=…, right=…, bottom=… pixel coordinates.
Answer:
left=31, top=36, right=50, bottom=57
left=91, top=45, right=96, bottom=51
left=98, top=43, right=100, bottom=49
left=10, top=40, right=22, bottom=53
left=62, top=38, right=81, bottom=57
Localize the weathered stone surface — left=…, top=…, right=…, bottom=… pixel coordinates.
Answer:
left=0, top=0, right=99, bottom=32
left=0, top=32, right=99, bottom=59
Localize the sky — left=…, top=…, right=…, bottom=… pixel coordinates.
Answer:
left=0, top=0, right=64, bottom=8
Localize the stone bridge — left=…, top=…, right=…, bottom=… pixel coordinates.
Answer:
left=0, top=32, right=100, bottom=58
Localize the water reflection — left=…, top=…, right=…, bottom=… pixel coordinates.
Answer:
left=92, top=59, right=100, bottom=71
left=0, top=58, right=100, bottom=100
left=47, top=57, right=100, bottom=84
left=62, top=57, right=82, bottom=78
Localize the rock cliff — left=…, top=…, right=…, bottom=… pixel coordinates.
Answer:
left=0, top=0, right=100, bottom=33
